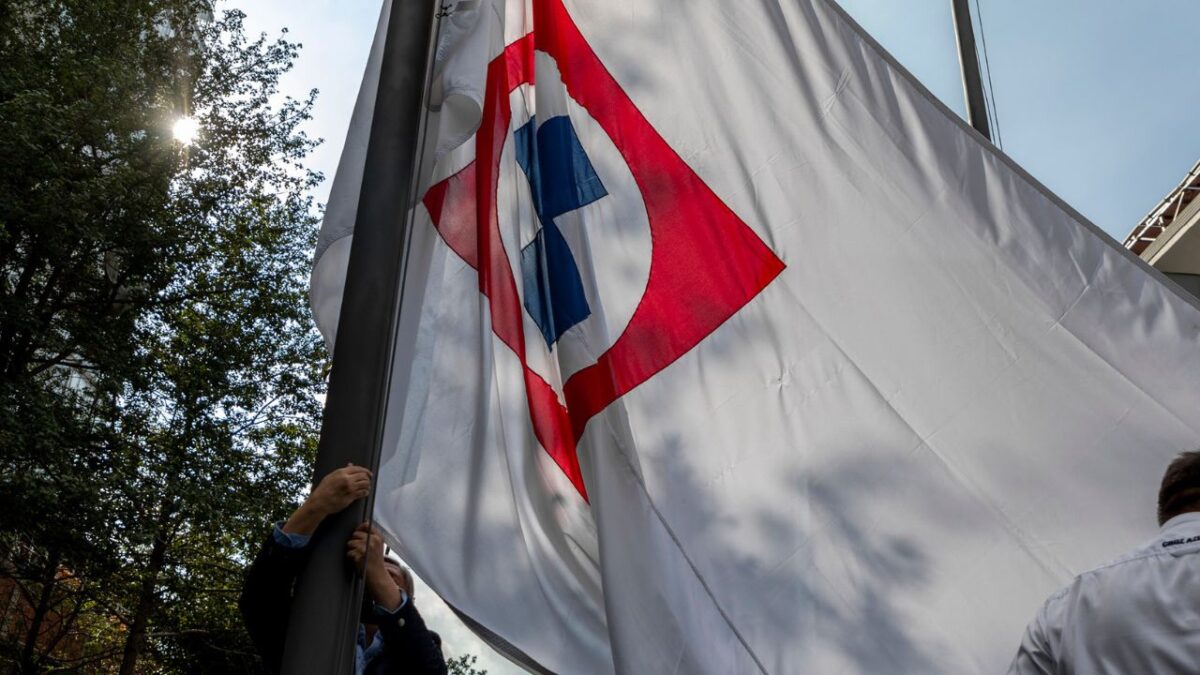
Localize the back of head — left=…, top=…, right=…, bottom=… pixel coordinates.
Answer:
left=1158, top=450, right=1200, bottom=526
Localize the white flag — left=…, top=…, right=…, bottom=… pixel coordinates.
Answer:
left=312, top=1, right=1200, bottom=672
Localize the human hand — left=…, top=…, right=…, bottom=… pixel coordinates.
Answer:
left=345, top=522, right=387, bottom=575
left=281, top=464, right=372, bottom=536
left=346, top=522, right=403, bottom=611
left=307, top=463, right=372, bottom=517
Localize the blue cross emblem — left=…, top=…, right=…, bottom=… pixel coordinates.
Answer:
left=515, top=114, right=607, bottom=347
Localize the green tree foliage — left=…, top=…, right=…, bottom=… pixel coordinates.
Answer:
left=0, top=1, right=325, bottom=672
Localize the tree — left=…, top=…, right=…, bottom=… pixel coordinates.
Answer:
left=0, top=2, right=201, bottom=670
left=0, top=1, right=326, bottom=672
left=447, top=654, right=489, bottom=675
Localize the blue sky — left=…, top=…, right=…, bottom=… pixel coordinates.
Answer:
left=237, top=0, right=1200, bottom=670
left=838, top=0, right=1200, bottom=239
left=241, top=0, right=1200, bottom=242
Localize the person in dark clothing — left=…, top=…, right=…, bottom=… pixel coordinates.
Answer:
left=240, top=464, right=447, bottom=675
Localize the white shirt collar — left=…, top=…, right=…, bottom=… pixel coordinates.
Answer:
left=1160, top=511, right=1200, bottom=533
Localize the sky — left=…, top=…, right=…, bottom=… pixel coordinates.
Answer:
left=238, top=0, right=1200, bottom=242
left=235, top=0, right=1200, bottom=671
left=835, top=0, right=1200, bottom=239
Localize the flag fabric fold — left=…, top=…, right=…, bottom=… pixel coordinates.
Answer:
left=312, top=1, right=1200, bottom=672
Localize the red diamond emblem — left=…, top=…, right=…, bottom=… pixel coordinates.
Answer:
left=423, top=0, right=785, bottom=500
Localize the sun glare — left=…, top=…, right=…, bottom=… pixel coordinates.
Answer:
left=173, top=116, right=200, bottom=145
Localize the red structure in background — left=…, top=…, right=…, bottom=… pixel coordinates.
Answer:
left=1, top=541, right=94, bottom=672
left=1125, top=159, right=1200, bottom=255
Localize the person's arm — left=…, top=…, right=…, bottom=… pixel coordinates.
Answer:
left=239, top=525, right=314, bottom=673
left=281, top=463, right=373, bottom=537
left=1007, top=596, right=1065, bottom=675
left=347, top=524, right=405, bottom=611
left=372, top=602, right=448, bottom=675
left=347, top=523, right=448, bottom=675
left=240, top=464, right=373, bottom=672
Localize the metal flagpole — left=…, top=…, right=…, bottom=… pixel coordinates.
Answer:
left=950, top=0, right=993, bottom=141
left=280, top=1, right=441, bottom=672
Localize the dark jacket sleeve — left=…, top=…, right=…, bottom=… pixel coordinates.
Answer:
left=239, top=532, right=312, bottom=674
left=373, top=600, right=448, bottom=675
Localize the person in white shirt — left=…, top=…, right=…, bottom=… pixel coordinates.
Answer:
left=1009, top=450, right=1200, bottom=674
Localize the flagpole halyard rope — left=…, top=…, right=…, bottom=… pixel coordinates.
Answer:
left=972, top=0, right=1003, bottom=148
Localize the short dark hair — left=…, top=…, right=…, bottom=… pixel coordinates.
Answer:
left=1158, top=451, right=1200, bottom=525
